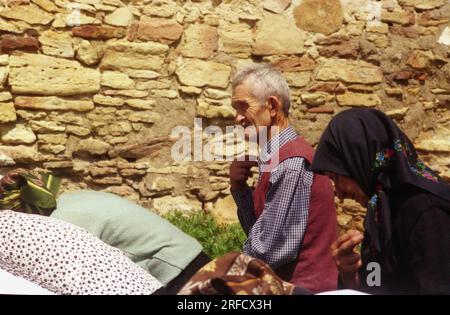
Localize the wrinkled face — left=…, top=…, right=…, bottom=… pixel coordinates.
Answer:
left=325, top=172, right=369, bottom=207
left=232, top=83, right=272, bottom=142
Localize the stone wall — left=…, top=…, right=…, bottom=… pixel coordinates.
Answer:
left=0, top=0, right=449, bottom=233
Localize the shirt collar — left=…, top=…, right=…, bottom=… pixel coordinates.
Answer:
left=258, top=125, right=298, bottom=166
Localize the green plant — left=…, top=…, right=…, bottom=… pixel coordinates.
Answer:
left=163, top=211, right=247, bottom=259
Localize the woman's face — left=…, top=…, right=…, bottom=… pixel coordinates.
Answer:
left=325, top=172, right=369, bottom=207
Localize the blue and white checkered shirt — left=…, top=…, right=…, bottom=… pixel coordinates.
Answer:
left=231, top=126, right=313, bottom=269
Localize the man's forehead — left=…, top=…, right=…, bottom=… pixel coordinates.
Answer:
left=232, top=84, right=251, bottom=99
left=232, top=93, right=245, bottom=101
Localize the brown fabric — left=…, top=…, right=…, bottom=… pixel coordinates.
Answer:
left=177, top=252, right=298, bottom=295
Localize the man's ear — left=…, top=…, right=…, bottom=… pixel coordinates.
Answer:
left=267, top=96, right=282, bottom=118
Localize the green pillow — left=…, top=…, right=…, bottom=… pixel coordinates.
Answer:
left=51, top=190, right=203, bottom=286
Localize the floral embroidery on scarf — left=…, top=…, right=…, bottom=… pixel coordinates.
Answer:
left=374, top=139, right=439, bottom=182
left=374, top=149, right=395, bottom=169
left=367, top=190, right=382, bottom=256
left=368, top=194, right=378, bottom=209
left=368, top=183, right=383, bottom=226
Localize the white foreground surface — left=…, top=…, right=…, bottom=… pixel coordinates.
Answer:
left=0, top=268, right=55, bottom=295
left=317, top=289, right=369, bottom=295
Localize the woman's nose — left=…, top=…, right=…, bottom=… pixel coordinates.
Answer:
left=335, top=189, right=345, bottom=200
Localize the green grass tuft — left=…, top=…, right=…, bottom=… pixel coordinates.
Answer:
left=163, top=211, right=247, bottom=259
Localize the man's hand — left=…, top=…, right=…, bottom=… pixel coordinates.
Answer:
left=331, top=230, right=364, bottom=288
left=230, top=160, right=258, bottom=191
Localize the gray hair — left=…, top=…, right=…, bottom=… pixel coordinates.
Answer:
left=231, top=63, right=291, bottom=116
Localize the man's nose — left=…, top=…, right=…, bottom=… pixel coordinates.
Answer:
left=235, top=114, right=245, bottom=124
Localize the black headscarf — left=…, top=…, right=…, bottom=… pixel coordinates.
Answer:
left=310, top=109, right=450, bottom=270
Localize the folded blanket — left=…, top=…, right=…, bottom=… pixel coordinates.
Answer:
left=178, top=252, right=305, bottom=295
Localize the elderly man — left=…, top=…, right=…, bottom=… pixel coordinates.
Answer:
left=229, top=63, right=338, bottom=293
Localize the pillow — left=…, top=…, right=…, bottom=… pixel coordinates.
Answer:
left=53, top=190, right=204, bottom=286
left=0, top=210, right=162, bottom=295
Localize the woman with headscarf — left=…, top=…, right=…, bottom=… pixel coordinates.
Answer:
left=310, top=108, right=450, bottom=294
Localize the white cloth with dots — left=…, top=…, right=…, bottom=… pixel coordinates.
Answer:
left=0, top=210, right=162, bottom=295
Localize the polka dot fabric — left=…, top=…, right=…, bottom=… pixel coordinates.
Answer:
left=0, top=210, right=162, bottom=295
